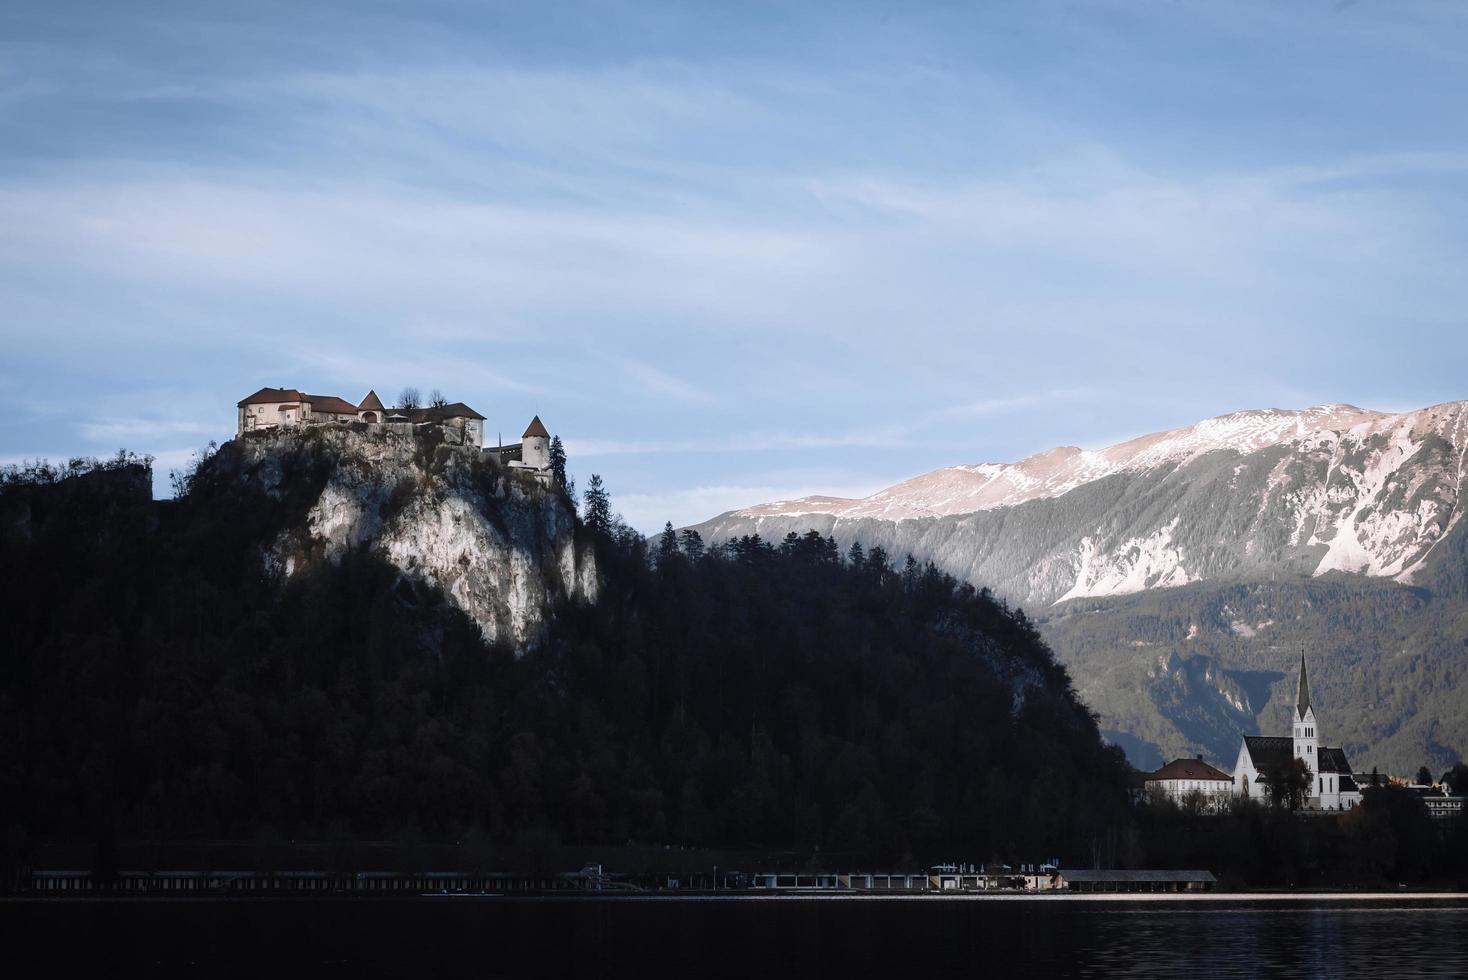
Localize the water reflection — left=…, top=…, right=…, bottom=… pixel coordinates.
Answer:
left=12, top=896, right=1468, bottom=978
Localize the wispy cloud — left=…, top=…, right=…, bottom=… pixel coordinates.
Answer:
left=568, top=423, right=914, bottom=457
left=78, top=417, right=218, bottom=443
left=612, top=356, right=715, bottom=405
left=928, top=387, right=1097, bottom=420
left=613, top=479, right=889, bottom=533
left=3, top=2, right=1468, bottom=532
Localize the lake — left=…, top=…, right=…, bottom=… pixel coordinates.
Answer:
left=6, top=894, right=1467, bottom=978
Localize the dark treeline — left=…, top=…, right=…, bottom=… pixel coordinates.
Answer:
left=1139, top=787, right=1468, bottom=889
left=3, top=451, right=1464, bottom=888
left=0, top=452, right=1131, bottom=878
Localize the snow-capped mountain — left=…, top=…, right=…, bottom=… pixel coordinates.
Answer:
left=699, top=401, right=1468, bottom=606
left=691, top=400, right=1468, bottom=775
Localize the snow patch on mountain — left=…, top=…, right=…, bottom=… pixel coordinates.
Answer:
left=1058, top=517, right=1195, bottom=602
left=710, top=400, right=1468, bottom=606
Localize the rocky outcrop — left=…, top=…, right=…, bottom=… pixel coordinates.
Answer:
left=203, top=424, right=596, bottom=651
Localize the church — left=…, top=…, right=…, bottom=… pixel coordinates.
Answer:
left=1232, top=655, right=1362, bottom=810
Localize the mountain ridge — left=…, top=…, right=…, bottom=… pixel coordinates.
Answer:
left=708, top=399, right=1468, bottom=601
left=690, top=399, right=1468, bottom=774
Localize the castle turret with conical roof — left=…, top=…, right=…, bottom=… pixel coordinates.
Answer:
left=521, top=416, right=551, bottom=471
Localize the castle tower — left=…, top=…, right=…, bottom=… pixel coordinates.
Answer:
left=521, top=416, right=551, bottom=470
left=1292, top=652, right=1318, bottom=782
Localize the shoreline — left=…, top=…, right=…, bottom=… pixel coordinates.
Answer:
left=5, top=890, right=1466, bottom=904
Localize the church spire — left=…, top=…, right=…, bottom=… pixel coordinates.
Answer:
left=1296, top=650, right=1312, bottom=720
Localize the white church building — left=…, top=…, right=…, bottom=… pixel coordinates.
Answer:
left=1233, top=655, right=1362, bottom=810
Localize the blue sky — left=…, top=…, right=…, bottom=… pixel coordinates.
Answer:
left=3, top=1, right=1467, bottom=530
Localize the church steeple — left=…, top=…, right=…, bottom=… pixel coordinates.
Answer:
left=1295, top=651, right=1312, bottom=720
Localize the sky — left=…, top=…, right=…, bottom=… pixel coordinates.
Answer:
left=3, top=1, right=1467, bottom=531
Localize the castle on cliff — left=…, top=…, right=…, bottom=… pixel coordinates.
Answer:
left=236, top=386, right=552, bottom=480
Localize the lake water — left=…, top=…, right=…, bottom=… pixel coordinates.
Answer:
left=7, top=895, right=1467, bottom=978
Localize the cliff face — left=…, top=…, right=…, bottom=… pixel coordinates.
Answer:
left=201, top=424, right=596, bottom=650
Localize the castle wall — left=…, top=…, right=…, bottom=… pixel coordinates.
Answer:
left=238, top=400, right=305, bottom=436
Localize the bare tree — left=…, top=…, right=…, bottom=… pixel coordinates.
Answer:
left=429, top=388, right=448, bottom=408
left=397, top=386, right=421, bottom=410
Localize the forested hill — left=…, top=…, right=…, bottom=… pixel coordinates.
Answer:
left=0, top=433, right=1132, bottom=867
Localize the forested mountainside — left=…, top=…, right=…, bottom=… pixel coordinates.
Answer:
left=0, top=428, right=1131, bottom=866
left=692, top=402, right=1468, bottom=774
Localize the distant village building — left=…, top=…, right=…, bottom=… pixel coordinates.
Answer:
left=1142, top=757, right=1235, bottom=810
left=236, top=388, right=553, bottom=482
left=1233, top=655, right=1362, bottom=810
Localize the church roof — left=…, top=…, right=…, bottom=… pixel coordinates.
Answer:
left=1148, top=758, right=1234, bottom=782
left=358, top=389, right=385, bottom=412
left=1296, top=652, right=1312, bottom=719
left=1242, top=736, right=1294, bottom=772
left=523, top=415, right=550, bottom=439
left=238, top=386, right=304, bottom=406
left=1318, top=746, right=1353, bottom=774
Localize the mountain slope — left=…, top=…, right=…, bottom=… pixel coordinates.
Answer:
left=706, top=402, right=1468, bottom=604
left=691, top=401, right=1468, bottom=774
left=0, top=428, right=1131, bottom=863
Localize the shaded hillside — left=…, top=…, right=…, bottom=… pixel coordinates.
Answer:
left=1039, top=562, right=1468, bottom=777
left=0, top=435, right=1132, bottom=866
left=690, top=402, right=1468, bottom=777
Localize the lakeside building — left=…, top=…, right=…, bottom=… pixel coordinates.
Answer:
left=1408, top=787, right=1468, bottom=820
left=1053, top=869, right=1216, bottom=893
left=1142, top=757, right=1235, bottom=810
left=1233, top=654, right=1362, bottom=810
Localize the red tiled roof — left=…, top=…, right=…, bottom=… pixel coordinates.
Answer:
left=238, top=387, right=304, bottom=406
left=306, top=394, right=361, bottom=415
left=522, top=415, right=549, bottom=439
left=409, top=403, right=485, bottom=422
left=358, top=389, right=385, bottom=412
left=1147, top=758, right=1234, bottom=782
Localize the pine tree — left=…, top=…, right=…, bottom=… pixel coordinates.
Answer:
left=549, top=436, right=568, bottom=490
left=658, top=522, right=679, bottom=565
left=583, top=474, right=611, bottom=535
left=679, top=529, right=705, bottom=560
left=847, top=541, right=865, bottom=568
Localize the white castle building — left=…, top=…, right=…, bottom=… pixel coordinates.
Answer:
left=236, top=386, right=553, bottom=482
left=1233, top=655, right=1362, bottom=810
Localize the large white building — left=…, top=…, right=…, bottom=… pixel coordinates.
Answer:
left=1143, top=757, right=1236, bottom=810
left=1233, top=655, right=1362, bottom=810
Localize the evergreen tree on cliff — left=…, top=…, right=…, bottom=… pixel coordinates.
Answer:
left=582, top=473, right=611, bottom=535
left=548, top=436, right=568, bottom=490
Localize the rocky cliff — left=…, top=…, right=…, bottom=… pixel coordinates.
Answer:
left=201, top=424, right=597, bottom=650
